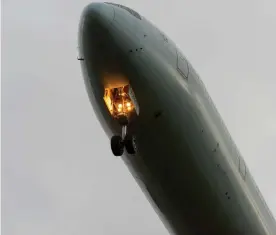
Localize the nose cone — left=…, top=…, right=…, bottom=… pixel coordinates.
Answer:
left=81, top=3, right=114, bottom=27
left=78, top=3, right=114, bottom=50
left=78, top=3, right=115, bottom=68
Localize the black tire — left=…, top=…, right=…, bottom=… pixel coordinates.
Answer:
left=111, top=135, right=124, bottom=156
left=124, top=134, right=137, bottom=155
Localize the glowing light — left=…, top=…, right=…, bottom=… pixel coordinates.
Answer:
left=126, top=102, right=131, bottom=107
left=127, top=106, right=131, bottom=111
left=118, top=103, right=123, bottom=108
left=118, top=108, right=122, bottom=112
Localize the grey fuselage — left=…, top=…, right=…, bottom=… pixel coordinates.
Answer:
left=78, top=3, right=276, bottom=235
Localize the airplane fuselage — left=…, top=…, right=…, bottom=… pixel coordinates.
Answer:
left=78, top=3, right=276, bottom=234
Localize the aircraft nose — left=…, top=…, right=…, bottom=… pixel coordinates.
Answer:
left=81, top=3, right=114, bottom=27
left=78, top=2, right=116, bottom=69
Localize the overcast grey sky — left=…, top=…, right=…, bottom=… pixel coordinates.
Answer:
left=2, top=0, right=276, bottom=234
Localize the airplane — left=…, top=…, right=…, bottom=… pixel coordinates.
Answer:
left=78, top=2, right=276, bottom=234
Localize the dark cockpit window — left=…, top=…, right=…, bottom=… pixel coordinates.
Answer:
left=105, top=2, right=142, bottom=20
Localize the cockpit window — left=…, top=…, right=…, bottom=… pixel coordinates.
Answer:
left=105, top=2, right=142, bottom=20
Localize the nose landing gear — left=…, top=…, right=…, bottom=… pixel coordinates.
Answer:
left=110, top=116, right=137, bottom=156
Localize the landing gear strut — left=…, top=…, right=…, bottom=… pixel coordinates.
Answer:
left=110, top=116, right=137, bottom=156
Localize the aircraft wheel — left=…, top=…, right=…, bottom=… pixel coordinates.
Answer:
left=124, top=134, right=137, bottom=154
left=111, top=135, right=124, bottom=156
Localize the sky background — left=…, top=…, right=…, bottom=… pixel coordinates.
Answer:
left=2, top=0, right=276, bottom=234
